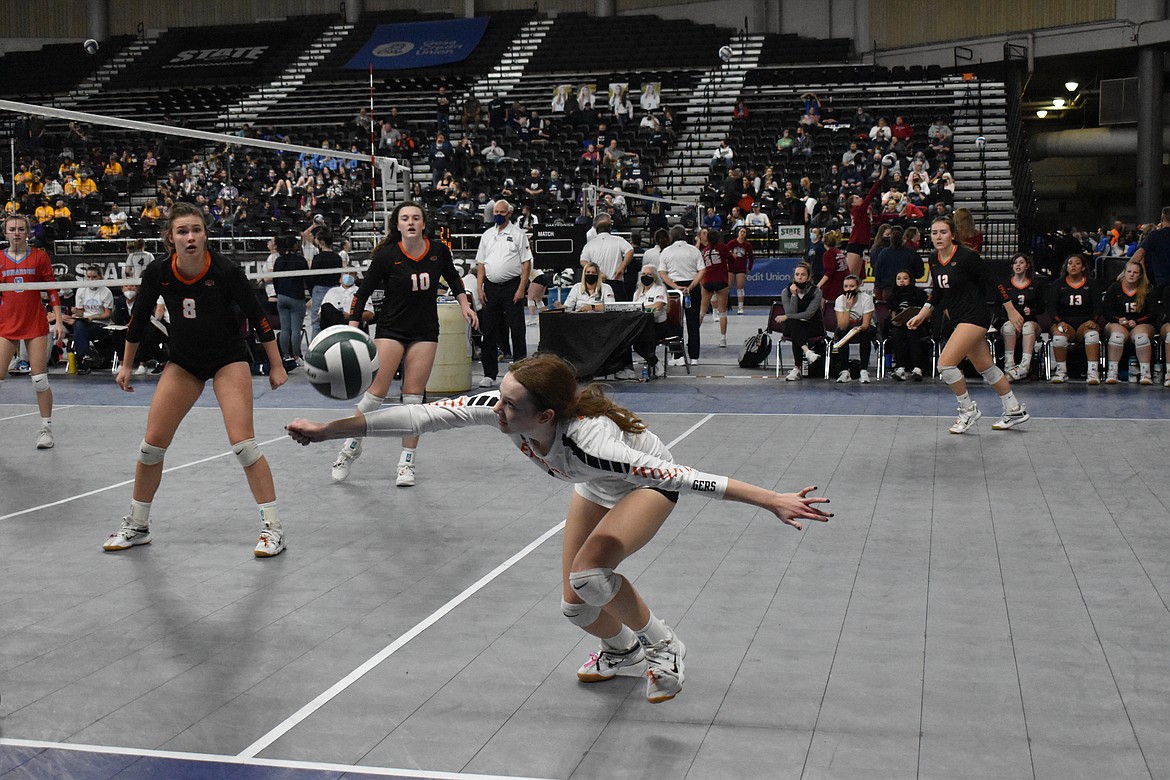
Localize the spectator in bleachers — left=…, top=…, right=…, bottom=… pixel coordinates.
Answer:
left=792, top=126, right=813, bottom=160
left=710, top=139, right=734, bottom=172
left=869, top=117, right=892, bottom=145
left=744, top=202, right=771, bottom=236
left=872, top=226, right=924, bottom=300
left=429, top=132, right=453, bottom=188
left=852, top=106, right=874, bottom=131
left=435, top=86, right=451, bottom=134
left=483, top=139, right=506, bottom=164
left=702, top=207, right=723, bottom=232
left=777, top=261, right=824, bottom=381
left=776, top=128, right=795, bottom=159
left=929, top=131, right=954, bottom=167
left=578, top=143, right=600, bottom=178
left=516, top=204, right=539, bottom=230
left=1101, top=259, right=1156, bottom=384
left=51, top=199, right=72, bottom=235
left=841, top=140, right=862, bottom=167
left=726, top=206, right=745, bottom=233
left=800, top=92, right=822, bottom=127
left=927, top=116, right=953, bottom=141
left=954, top=207, right=983, bottom=252
left=42, top=175, right=63, bottom=200
left=640, top=112, right=661, bottom=134
left=732, top=99, right=750, bottom=124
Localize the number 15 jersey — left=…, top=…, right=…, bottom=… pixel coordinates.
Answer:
left=351, top=239, right=466, bottom=343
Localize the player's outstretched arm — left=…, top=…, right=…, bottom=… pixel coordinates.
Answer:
left=286, top=414, right=366, bottom=445
left=722, top=481, right=832, bottom=531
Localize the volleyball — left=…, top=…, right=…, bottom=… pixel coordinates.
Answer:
left=881, top=152, right=898, bottom=169
left=718, top=45, right=733, bottom=63
left=83, top=39, right=99, bottom=55
left=304, top=326, right=379, bottom=400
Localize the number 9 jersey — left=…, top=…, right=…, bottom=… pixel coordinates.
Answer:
left=350, top=239, right=466, bottom=343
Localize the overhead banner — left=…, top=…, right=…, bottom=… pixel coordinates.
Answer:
left=346, top=18, right=489, bottom=71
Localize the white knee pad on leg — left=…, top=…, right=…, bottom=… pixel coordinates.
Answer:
left=1022, top=321, right=1038, bottom=337
left=568, top=567, right=622, bottom=606
left=1083, top=330, right=1100, bottom=345
left=938, top=365, right=964, bottom=385
left=1000, top=321, right=1017, bottom=337
left=232, top=437, right=264, bottom=468
left=1133, top=333, right=1151, bottom=348
left=138, top=440, right=167, bottom=465
left=1051, top=334, right=1069, bottom=349
left=980, top=365, right=1005, bottom=384
left=718, top=310, right=727, bottom=322
left=30, top=373, right=49, bottom=393
left=1108, top=331, right=1126, bottom=347
left=561, top=598, right=602, bottom=628
left=401, top=393, right=424, bottom=405
left=356, top=391, right=385, bottom=414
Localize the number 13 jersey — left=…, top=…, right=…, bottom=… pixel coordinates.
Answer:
left=351, top=239, right=466, bottom=342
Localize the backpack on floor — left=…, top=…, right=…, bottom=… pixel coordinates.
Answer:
left=738, top=329, right=771, bottom=368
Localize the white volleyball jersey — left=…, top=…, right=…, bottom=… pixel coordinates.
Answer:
left=362, top=392, right=728, bottom=500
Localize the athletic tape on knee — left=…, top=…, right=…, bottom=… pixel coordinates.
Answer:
left=30, top=373, right=49, bottom=393
left=401, top=393, right=424, bottom=405
left=568, top=567, right=622, bottom=606
left=232, top=438, right=263, bottom=468
left=938, top=365, right=964, bottom=385
left=1133, top=333, right=1151, bottom=348
left=1052, top=334, right=1069, bottom=349
left=1083, top=329, right=1100, bottom=345
left=1108, top=331, right=1127, bottom=347
left=356, top=391, right=385, bottom=414
left=1000, top=321, right=1017, bottom=337
left=138, top=440, right=166, bottom=465
left=980, top=365, right=1005, bottom=385
left=561, top=598, right=602, bottom=628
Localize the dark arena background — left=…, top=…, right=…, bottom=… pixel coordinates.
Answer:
left=2, top=1, right=1169, bottom=778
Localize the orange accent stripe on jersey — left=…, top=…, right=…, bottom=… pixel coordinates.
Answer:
left=1011, top=278, right=1031, bottom=290
left=399, top=239, right=431, bottom=262
left=1067, top=277, right=1087, bottom=290
left=172, top=250, right=212, bottom=284
left=937, top=246, right=958, bottom=267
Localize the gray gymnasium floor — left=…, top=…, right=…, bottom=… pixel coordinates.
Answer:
left=2, top=310, right=1169, bottom=780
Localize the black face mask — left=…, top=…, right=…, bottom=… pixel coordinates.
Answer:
left=584, top=274, right=599, bottom=285
left=640, top=274, right=655, bottom=286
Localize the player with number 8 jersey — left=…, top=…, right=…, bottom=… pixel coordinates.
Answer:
left=331, top=201, right=477, bottom=487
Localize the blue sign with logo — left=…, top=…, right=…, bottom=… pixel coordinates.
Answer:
left=744, top=256, right=801, bottom=297
left=346, top=18, right=489, bottom=71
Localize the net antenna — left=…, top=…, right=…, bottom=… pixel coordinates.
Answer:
left=0, top=98, right=407, bottom=232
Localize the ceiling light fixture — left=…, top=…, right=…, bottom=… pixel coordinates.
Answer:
left=1053, top=98, right=1066, bottom=108
left=1065, top=80, right=1079, bottom=92
left=1036, top=109, right=1048, bottom=118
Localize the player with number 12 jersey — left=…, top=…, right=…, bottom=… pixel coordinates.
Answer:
left=349, top=236, right=466, bottom=343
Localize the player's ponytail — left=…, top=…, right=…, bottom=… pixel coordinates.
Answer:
left=508, top=353, right=646, bottom=435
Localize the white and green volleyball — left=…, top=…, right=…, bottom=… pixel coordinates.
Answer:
left=304, top=325, right=379, bottom=400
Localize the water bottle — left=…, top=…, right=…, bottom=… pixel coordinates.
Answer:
left=683, top=292, right=691, bottom=309
left=1127, top=356, right=1138, bottom=383
left=640, top=365, right=649, bottom=382
left=66, top=351, right=77, bottom=374
left=1154, top=363, right=1165, bottom=385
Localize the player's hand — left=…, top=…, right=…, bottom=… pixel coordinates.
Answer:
left=463, top=306, right=479, bottom=330
left=52, top=321, right=67, bottom=342
left=906, top=310, right=928, bottom=330
left=286, top=418, right=329, bottom=444
left=1008, top=309, right=1024, bottom=332
left=115, top=363, right=134, bottom=392
left=768, top=485, right=832, bottom=531
left=268, top=362, right=287, bottom=390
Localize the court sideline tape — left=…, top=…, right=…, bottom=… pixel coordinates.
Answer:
left=236, top=413, right=716, bottom=760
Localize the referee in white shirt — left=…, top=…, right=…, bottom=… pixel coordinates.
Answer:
left=579, top=214, right=635, bottom=300
left=475, top=199, right=532, bottom=386
left=656, top=225, right=705, bottom=363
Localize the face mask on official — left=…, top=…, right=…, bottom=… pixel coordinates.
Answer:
left=493, top=213, right=507, bottom=226
left=341, top=274, right=355, bottom=287
left=640, top=274, right=655, bottom=286
left=584, top=274, right=599, bottom=285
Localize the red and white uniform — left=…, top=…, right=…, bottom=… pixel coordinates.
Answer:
left=0, top=247, right=59, bottom=341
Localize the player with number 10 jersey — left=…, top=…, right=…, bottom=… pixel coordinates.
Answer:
left=349, top=237, right=466, bottom=343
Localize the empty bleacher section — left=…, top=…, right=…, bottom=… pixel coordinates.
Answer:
left=756, top=32, right=853, bottom=65
left=0, top=37, right=133, bottom=101
left=526, top=14, right=728, bottom=71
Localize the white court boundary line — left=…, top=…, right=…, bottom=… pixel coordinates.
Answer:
left=236, top=413, right=717, bottom=760
left=0, top=406, right=72, bottom=422
left=0, top=737, right=552, bottom=780
left=0, top=434, right=288, bottom=522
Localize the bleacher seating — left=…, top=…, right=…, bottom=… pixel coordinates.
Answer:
left=527, top=14, right=728, bottom=72
left=0, top=36, right=133, bottom=99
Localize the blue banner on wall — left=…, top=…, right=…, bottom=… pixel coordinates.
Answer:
left=345, top=18, right=489, bottom=71
left=744, top=257, right=801, bottom=297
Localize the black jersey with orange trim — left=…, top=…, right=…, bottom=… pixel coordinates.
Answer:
left=350, top=238, right=466, bottom=343
left=1006, top=277, right=1045, bottom=321
left=127, top=249, right=274, bottom=364
left=1049, top=276, right=1100, bottom=323
left=926, top=244, right=1008, bottom=326
left=1101, top=281, right=1153, bottom=324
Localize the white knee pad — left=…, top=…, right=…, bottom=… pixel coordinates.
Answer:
left=980, top=365, right=1005, bottom=385
left=138, top=440, right=167, bottom=465
left=718, top=310, right=727, bottom=322
left=1133, top=333, right=1151, bottom=348
left=1000, top=321, right=1017, bottom=337
left=232, top=437, right=264, bottom=468
left=561, top=598, right=602, bottom=628
left=1051, top=334, right=1069, bottom=349
left=938, top=365, right=964, bottom=385
left=356, top=391, right=385, bottom=414
left=31, top=373, right=49, bottom=393
left=1108, top=331, right=1126, bottom=347
left=1083, top=330, right=1100, bottom=345
left=568, top=567, right=622, bottom=606
left=401, top=393, right=424, bottom=405
left=1022, top=321, right=1038, bottom=337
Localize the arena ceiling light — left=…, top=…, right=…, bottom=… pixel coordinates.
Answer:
left=1053, top=98, right=1066, bottom=108
left=1065, top=80, right=1079, bottom=92
left=1036, top=109, right=1048, bottom=118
